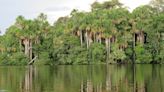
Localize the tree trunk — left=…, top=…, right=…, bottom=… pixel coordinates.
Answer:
left=19, top=40, right=22, bottom=52
left=88, top=32, right=93, bottom=47
left=105, top=38, right=109, bottom=63
left=133, top=33, right=136, bottom=63
left=29, top=39, right=32, bottom=60
left=106, top=38, right=111, bottom=64
left=85, top=31, right=89, bottom=49
left=96, top=34, right=98, bottom=43
left=27, top=39, right=30, bottom=59
left=99, top=33, right=102, bottom=44
left=137, top=32, right=145, bottom=44
left=80, top=31, right=83, bottom=47
left=100, top=38, right=102, bottom=44
left=108, top=38, right=111, bottom=63
left=141, top=32, right=145, bottom=44
left=94, top=32, right=96, bottom=42
left=24, top=39, right=28, bottom=56
left=24, top=38, right=32, bottom=60
left=89, top=38, right=92, bottom=47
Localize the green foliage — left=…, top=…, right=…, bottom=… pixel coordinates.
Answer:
left=35, top=51, right=51, bottom=65
left=125, top=45, right=133, bottom=61
left=110, top=44, right=127, bottom=63
left=135, top=44, right=152, bottom=63
left=52, top=35, right=88, bottom=65
left=0, top=1, right=163, bottom=65
left=0, top=52, right=28, bottom=65
left=89, top=43, right=106, bottom=63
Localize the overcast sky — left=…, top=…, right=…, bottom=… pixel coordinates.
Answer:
left=0, top=0, right=151, bottom=34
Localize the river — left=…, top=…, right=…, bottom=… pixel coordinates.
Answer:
left=0, top=65, right=163, bottom=92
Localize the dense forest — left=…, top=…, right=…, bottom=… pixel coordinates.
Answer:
left=0, top=0, right=163, bottom=65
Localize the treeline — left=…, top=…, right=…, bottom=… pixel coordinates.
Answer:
left=0, top=0, right=164, bottom=65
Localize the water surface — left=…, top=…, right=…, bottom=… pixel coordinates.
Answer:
left=0, top=65, right=163, bottom=92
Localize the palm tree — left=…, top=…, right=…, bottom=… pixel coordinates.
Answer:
left=91, top=0, right=123, bottom=11
left=102, top=17, right=116, bottom=63
left=70, top=10, right=86, bottom=47
left=13, top=14, right=50, bottom=61
left=132, top=5, right=156, bottom=44
left=129, top=6, right=156, bottom=63
left=150, top=0, right=164, bottom=12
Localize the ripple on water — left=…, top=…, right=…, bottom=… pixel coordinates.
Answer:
left=0, top=90, right=7, bottom=92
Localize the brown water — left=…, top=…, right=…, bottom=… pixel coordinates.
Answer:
left=0, top=65, right=164, bottom=92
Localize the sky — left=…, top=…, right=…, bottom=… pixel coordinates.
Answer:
left=0, top=0, right=151, bottom=35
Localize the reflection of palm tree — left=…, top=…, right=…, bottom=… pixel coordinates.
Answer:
left=20, top=66, right=35, bottom=92
left=86, top=80, right=93, bottom=92
left=95, top=83, right=102, bottom=92
left=80, top=81, right=84, bottom=92
left=80, top=80, right=93, bottom=92
left=106, top=65, right=112, bottom=91
left=132, top=65, right=136, bottom=92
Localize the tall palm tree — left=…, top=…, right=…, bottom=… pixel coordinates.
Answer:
left=132, top=5, right=156, bottom=44
left=102, top=17, right=116, bottom=63
left=91, top=0, right=123, bottom=11
left=70, top=10, right=86, bottom=47
left=150, top=0, right=164, bottom=12
left=128, top=6, right=156, bottom=63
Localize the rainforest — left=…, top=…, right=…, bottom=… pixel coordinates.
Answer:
left=0, top=0, right=164, bottom=65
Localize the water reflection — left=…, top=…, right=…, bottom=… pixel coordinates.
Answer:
left=20, top=66, right=35, bottom=92
left=0, top=65, right=164, bottom=92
